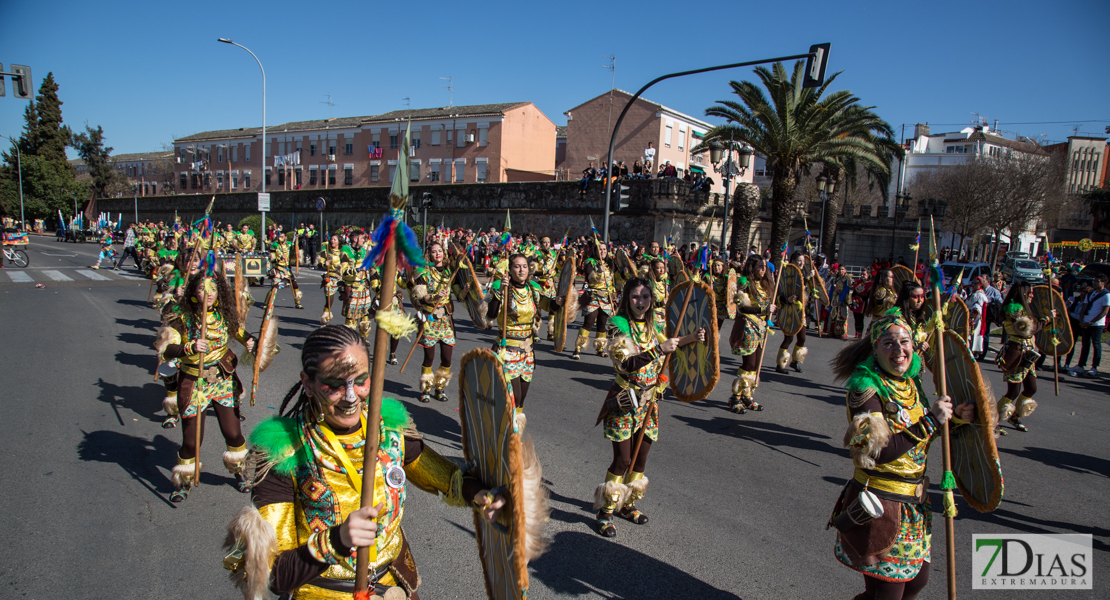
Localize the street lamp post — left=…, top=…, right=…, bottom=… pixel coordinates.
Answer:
left=888, top=191, right=912, bottom=262
left=710, top=136, right=752, bottom=254
left=218, top=38, right=266, bottom=237
left=132, top=185, right=139, bottom=225
left=816, top=175, right=837, bottom=255
left=1, top=135, right=25, bottom=231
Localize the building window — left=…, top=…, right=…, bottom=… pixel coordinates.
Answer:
left=678, top=132, right=684, bottom=151
left=328, top=167, right=336, bottom=185
left=344, top=166, right=353, bottom=185
left=204, top=172, right=211, bottom=188
left=217, top=149, right=224, bottom=163
left=244, top=171, right=251, bottom=188
left=296, top=142, right=302, bottom=155
left=370, top=165, right=379, bottom=182
left=431, top=130, right=441, bottom=146
left=295, top=168, right=302, bottom=186
left=232, top=171, right=239, bottom=189
left=455, top=160, right=464, bottom=182
left=245, top=144, right=251, bottom=162
left=310, top=143, right=316, bottom=156
left=412, top=132, right=421, bottom=149
left=180, top=173, right=187, bottom=190
left=410, top=163, right=420, bottom=182
left=309, top=169, right=317, bottom=185
left=232, top=147, right=238, bottom=162
left=389, top=134, right=398, bottom=150
left=328, top=144, right=336, bottom=156
left=665, top=125, right=672, bottom=147
left=344, top=142, right=353, bottom=155
left=457, top=129, right=466, bottom=148
left=217, top=171, right=224, bottom=189
left=389, top=165, right=397, bottom=182
left=430, top=163, right=440, bottom=182
left=278, top=169, right=285, bottom=186
left=476, top=161, right=487, bottom=183
left=265, top=169, right=271, bottom=186
left=479, top=127, right=488, bottom=147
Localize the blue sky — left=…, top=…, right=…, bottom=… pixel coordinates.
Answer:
left=1, top=0, right=1107, bottom=158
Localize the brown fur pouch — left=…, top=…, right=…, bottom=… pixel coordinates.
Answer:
left=837, top=484, right=901, bottom=561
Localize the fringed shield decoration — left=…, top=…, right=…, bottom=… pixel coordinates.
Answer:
left=778, top=263, right=805, bottom=336
left=1031, top=285, right=1073, bottom=356
left=552, top=255, right=577, bottom=352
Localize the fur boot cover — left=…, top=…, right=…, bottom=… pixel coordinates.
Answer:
left=776, top=348, right=790, bottom=370
left=224, top=447, right=249, bottom=475
left=223, top=504, right=278, bottom=600
left=625, top=474, right=649, bottom=505
left=592, top=479, right=630, bottom=513
left=997, top=396, right=1016, bottom=421
left=844, top=412, right=892, bottom=470
left=320, top=309, right=332, bottom=325
left=792, top=346, right=809, bottom=364
left=520, top=436, right=550, bottom=561
left=434, top=366, right=452, bottom=390
left=163, top=396, right=180, bottom=417
left=514, top=410, right=527, bottom=433
left=1016, top=394, right=1038, bottom=418
left=731, top=371, right=757, bottom=396
left=293, top=289, right=303, bottom=304
left=172, top=461, right=198, bottom=490
left=418, top=371, right=435, bottom=393
left=574, top=329, right=590, bottom=352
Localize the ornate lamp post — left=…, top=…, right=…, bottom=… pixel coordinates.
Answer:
left=888, top=191, right=912, bottom=261
left=710, top=136, right=753, bottom=254
left=816, top=175, right=837, bottom=253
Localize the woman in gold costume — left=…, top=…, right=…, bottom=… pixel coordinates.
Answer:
left=727, top=255, right=776, bottom=414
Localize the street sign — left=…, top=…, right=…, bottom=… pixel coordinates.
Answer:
left=315, top=197, right=326, bottom=211
left=257, top=192, right=270, bottom=212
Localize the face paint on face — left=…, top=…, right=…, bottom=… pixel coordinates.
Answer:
left=510, top=257, right=529, bottom=283
left=307, top=346, right=371, bottom=430
left=429, top=244, right=445, bottom=266
left=629, top=284, right=652, bottom=318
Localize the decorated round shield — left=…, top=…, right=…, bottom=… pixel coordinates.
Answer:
left=459, top=349, right=529, bottom=599
left=552, top=255, right=577, bottom=352
left=1031, top=285, right=1073, bottom=356
left=778, top=263, right=805, bottom=336
left=726, top=271, right=738, bottom=320
left=930, top=329, right=1004, bottom=513
left=453, top=254, right=488, bottom=330
left=668, top=254, right=687, bottom=281
left=614, top=247, right=637, bottom=280
left=666, top=281, right=719, bottom=402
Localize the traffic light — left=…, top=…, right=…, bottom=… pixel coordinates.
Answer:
left=617, top=184, right=630, bottom=211
left=803, top=44, right=830, bottom=89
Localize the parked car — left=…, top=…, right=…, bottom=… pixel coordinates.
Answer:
left=1001, top=257, right=1046, bottom=284
left=940, top=261, right=992, bottom=288
left=1004, top=250, right=1030, bottom=261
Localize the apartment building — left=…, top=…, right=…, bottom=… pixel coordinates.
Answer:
left=563, top=90, right=750, bottom=194
left=172, top=102, right=556, bottom=194
left=71, top=150, right=176, bottom=196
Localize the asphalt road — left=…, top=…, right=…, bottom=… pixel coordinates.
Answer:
left=1, top=236, right=1106, bottom=599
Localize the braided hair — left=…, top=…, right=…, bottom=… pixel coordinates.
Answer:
left=278, top=325, right=371, bottom=417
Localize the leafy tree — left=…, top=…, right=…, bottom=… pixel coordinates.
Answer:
left=73, top=125, right=124, bottom=199
left=697, top=62, right=900, bottom=262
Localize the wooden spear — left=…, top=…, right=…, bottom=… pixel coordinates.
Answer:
left=929, top=216, right=958, bottom=600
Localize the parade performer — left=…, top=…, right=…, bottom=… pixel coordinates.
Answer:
left=270, top=232, right=304, bottom=309
left=480, top=253, right=549, bottom=428
left=727, top=255, right=776, bottom=413
left=827, top=265, right=854, bottom=338
left=868, top=269, right=899, bottom=320
left=996, top=281, right=1050, bottom=433
left=533, top=236, right=560, bottom=340
left=776, top=252, right=810, bottom=374
left=90, top=228, right=116, bottom=269
left=368, top=263, right=407, bottom=364
left=648, top=258, right=669, bottom=333
left=709, top=259, right=734, bottom=331
left=828, top=308, right=973, bottom=600
left=851, top=276, right=873, bottom=340
left=341, top=234, right=373, bottom=337
left=896, top=282, right=932, bottom=358
left=410, top=242, right=458, bottom=403
left=317, top=234, right=343, bottom=325
left=156, top=270, right=257, bottom=501
left=592, top=277, right=704, bottom=537
left=224, top=325, right=513, bottom=600
left=573, top=242, right=616, bottom=360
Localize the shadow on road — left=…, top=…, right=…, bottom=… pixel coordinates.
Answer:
left=76, top=430, right=186, bottom=508
left=999, top=445, right=1109, bottom=478
left=529, top=530, right=742, bottom=598
left=117, top=331, right=154, bottom=347
left=403, top=400, right=462, bottom=445
left=96, top=377, right=165, bottom=424
left=115, top=317, right=160, bottom=330
left=953, top=505, right=1110, bottom=553
left=114, top=350, right=154, bottom=371
left=673, top=413, right=840, bottom=465
left=116, top=298, right=152, bottom=308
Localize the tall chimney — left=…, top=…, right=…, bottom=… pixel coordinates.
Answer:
left=914, top=123, right=930, bottom=138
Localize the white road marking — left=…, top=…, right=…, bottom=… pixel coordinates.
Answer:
left=41, top=270, right=73, bottom=281
left=76, top=269, right=112, bottom=281
left=5, top=271, right=33, bottom=282
left=40, top=252, right=79, bottom=257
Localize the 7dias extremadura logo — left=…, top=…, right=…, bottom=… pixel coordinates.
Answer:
left=973, top=534, right=1092, bottom=589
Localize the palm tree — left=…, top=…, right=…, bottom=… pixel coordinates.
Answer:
left=698, top=61, right=901, bottom=263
